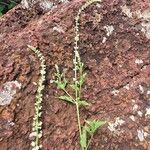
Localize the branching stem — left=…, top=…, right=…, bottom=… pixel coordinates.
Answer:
left=54, top=1, right=105, bottom=150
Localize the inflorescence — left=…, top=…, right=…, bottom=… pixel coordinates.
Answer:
left=28, top=45, right=46, bottom=150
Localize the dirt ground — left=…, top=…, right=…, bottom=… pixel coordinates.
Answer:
left=0, top=0, right=150, bottom=149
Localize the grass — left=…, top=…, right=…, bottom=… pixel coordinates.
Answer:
left=54, top=0, right=106, bottom=149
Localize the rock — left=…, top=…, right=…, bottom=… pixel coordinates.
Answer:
left=0, top=0, right=149, bottom=149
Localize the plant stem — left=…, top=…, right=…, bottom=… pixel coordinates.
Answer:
left=75, top=102, right=83, bottom=150
left=79, top=74, right=82, bottom=99
left=64, top=89, right=76, bottom=103
left=86, top=135, right=93, bottom=150
left=35, top=110, right=39, bottom=148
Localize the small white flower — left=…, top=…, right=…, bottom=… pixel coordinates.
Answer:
left=73, top=78, right=76, bottom=81
left=31, top=141, right=36, bottom=147
left=40, top=70, right=46, bottom=75
left=38, top=53, right=42, bottom=58
left=32, top=146, right=39, bottom=150
left=38, top=112, right=42, bottom=117
left=38, top=133, right=42, bottom=138
left=29, top=132, right=37, bottom=138
left=39, top=121, right=42, bottom=126
left=40, top=56, right=44, bottom=61
left=74, top=46, right=78, bottom=50
left=74, top=36, right=79, bottom=41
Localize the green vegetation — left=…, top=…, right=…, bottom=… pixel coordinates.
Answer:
left=0, top=0, right=17, bottom=16
left=28, top=45, right=46, bottom=150
left=54, top=0, right=106, bottom=149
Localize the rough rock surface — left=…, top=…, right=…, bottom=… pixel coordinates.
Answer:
left=0, top=0, right=150, bottom=150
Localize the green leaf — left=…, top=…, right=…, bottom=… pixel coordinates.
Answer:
left=79, top=62, right=84, bottom=72
left=85, top=120, right=106, bottom=135
left=8, top=2, right=16, bottom=9
left=63, top=77, right=67, bottom=86
left=70, top=84, right=79, bottom=91
left=80, top=73, right=86, bottom=86
left=70, top=84, right=74, bottom=90
left=58, top=96, right=74, bottom=104
left=78, top=100, right=90, bottom=107
left=57, top=82, right=66, bottom=90
left=54, top=65, right=68, bottom=90
left=80, top=126, right=87, bottom=148
left=0, top=4, right=5, bottom=12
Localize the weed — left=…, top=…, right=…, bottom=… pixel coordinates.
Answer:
left=54, top=0, right=106, bottom=149
left=28, top=45, right=46, bottom=150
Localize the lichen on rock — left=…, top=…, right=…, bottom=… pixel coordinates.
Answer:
left=0, top=81, right=21, bottom=106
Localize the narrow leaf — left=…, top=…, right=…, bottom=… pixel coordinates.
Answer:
left=80, top=73, right=86, bottom=86
left=8, top=2, right=16, bottom=9
left=58, top=96, right=74, bottom=104
left=86, top=120, right=106, bottom=134
left=78, top=100, right=90, bottom=107
left=80, top=126, right=87, bottom=148
left=58, top=83, right=66, bottom=90
left=0, top=4, right=5, bottom=12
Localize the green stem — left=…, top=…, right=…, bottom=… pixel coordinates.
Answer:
left=35, top=101, right=40, bottom=149
left=75, top=68, right=78, bottom=99
left=86, top=135, right=93, bottom=150
left=79, top=70, right=83, bottom=99
left=75, top=102, right=83, bottom=149
left=79, top=85, right=81, bottom=99
left=35, top=116, right=39, bottom=148
left=64, top=89, right=76, bottom=103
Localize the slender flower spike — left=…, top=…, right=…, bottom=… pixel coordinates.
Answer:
left=54, top=1, right=105, bottom=150
left=28, top=45, right=46, bottom=150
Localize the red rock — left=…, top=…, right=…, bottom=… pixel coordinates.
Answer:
left=0, top=0, right=149, bottom=149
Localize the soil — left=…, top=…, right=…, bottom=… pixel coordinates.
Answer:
left=0, top=0, right=150, bottom=150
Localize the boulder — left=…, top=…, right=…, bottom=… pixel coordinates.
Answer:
left=0, top=0, right=149, bottom=149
